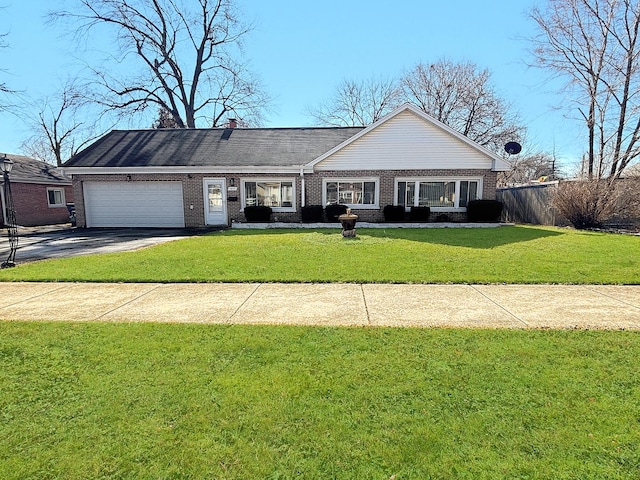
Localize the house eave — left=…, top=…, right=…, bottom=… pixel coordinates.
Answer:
left=3, top=178, right=72, bottom=186
left=61, top=165, right=311, bottom=176
left=492, top=159, right=511, bottom=172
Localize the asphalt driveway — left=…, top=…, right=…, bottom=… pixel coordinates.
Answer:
left=0, top=225, right=206, bottom=263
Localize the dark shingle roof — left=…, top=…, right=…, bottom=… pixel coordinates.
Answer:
left=63, top=127, right=365, bottom=168
left=0, top=153, right=71, bottom=184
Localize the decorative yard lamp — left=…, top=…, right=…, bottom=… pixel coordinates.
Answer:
left=1, top=155, right=18, bottom=268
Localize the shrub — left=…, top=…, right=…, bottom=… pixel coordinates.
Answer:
left=434, top=213, right=452, bottom=222
left=383, top=205, right=405, bottom=222
left=244, top=205, right=272, bottom=222
left=553, top=178, right=640, bottom=229
left=467, top=200, right=503, bottom=222
left=301, top=205, right=324, bottom=223
left=325, top=204, right=348, bottom=222
left=409, top=206, right=431, bottom=222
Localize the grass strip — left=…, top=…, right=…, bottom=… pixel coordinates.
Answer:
left=1, top=322, right=639, bottom=479
left=0, top=226, right=638, bottom=284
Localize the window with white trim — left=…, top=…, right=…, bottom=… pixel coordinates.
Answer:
left=323, top=178, right=379, bottom=209
left=396, top=178, right=481, bottom=211
left=47, top=188, right=65, bottom=207
left=242, top=179, right=295, bottom=211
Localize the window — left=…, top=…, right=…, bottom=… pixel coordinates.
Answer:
left=458, top=180, right=478, bottom=208
left=47, top=188, right=65, bottom=207
left=323, top=179, right=379, bottom=209
left=242, top=180, right=295, bottom=211
left=396, top=178, right=481, bottom=211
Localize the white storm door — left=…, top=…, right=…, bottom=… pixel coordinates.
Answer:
left=203, top=178, right=227, bottom=225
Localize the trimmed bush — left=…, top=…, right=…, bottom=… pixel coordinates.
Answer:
left=409, top=206, right=431, bottom=222
left=434, top=213, right=452, bottom=223
left=301, top=205, right=324, bottom=223
left=244, top=205, right=272, bottom=222
left=383, top=205, right=405, bottom=222
left=325, top=204, right=348, bottom=222
left=467, top=200, right=503, bottom=222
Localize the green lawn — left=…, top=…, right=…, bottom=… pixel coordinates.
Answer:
left=0, top=226, right=638, bottom=284
left=1, top=322, right=639, bottom=479
left=2, top=227, right=639, bottom=478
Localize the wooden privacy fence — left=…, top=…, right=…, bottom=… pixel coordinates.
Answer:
left=497, top=182, right=561, bottom=226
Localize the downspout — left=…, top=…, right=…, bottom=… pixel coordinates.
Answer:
left=300, top=168, right=306, bottom=208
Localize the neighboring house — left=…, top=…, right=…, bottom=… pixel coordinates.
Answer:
left=61, top=104, right=510, bottom=228
left=0, top=153, right=74, bottom=227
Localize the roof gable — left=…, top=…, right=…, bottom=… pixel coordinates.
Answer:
left=309, top=104, right=510, bottom=172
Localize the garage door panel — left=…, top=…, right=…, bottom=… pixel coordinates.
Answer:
left=84, top=181, right=185, bottom=228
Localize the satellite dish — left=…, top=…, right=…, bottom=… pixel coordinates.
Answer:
left=505, top=141, right=522, bottom=155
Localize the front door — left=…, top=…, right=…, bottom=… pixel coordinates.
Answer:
left=203, top=178, right=227, bottom=225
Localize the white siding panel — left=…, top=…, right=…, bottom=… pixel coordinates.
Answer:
left=315, top=111, right=494, bottom=171
left=84, top=181, right=185, bottom=227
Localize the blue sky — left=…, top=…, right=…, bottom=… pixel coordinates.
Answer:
left=0, top=0, right=582, bottom=171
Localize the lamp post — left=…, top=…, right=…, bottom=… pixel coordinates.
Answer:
left=1, top=155, right=18, bottom=268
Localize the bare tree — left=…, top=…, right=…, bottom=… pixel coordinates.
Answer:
left=152, top=107, right=181, bottom=128
left=0, top=27, right=15, bottom=111
left=52, top=0, right=270, bottom=128
left=400, top=59, right=525, bottom=154
left=500, top=152, right=558, bottom=185
left=308, top=61, right=525, bottom=156
left=21, top=81, right=110, bottom=166
left=530, top=0, right=640, bottom=179
left=0, top=32, right=8, bottom=95
left=307, top=77, right=402, bottom=126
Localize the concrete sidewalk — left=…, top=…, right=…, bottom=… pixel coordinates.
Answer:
left=0, top=282, right=639, bottom=329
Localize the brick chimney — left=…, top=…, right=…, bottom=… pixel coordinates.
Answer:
left=228, top=118, right=237, bottom=129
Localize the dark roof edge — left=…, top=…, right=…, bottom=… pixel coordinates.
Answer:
left=109, top=126, right=366, bottom=133
left=8, top=177, right=72, bottom=185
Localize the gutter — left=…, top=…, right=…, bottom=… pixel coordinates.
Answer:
left=61, top=165, right=313, bottom=175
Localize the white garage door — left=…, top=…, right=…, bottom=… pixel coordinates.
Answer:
left=84, top=181, right=185, bottom=227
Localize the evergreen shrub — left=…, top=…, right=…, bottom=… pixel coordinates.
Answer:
left=244, top=206, right=273, bottom=222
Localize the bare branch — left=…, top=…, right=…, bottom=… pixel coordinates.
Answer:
left=50, top=0, right=269, bottom=128
left=307, top=77, right=402, bottom=127
left=20, top=79, right=115, bottom=166
left=0, top=27, right=17, bottom=109
left=529, top=0, right=640, bottom=178
left=400, top=59, right=525, bottom=154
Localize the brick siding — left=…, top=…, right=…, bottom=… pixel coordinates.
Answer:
left=304, top=169, right=497, bottom=222
left=72, top=169, right=497, bottom=227
left=7, top=182, right=74, bottom=227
